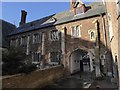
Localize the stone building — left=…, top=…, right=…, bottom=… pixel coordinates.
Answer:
left=104, top=0, right=120, bottom=88
left=8, top=1, right=112, bottom=77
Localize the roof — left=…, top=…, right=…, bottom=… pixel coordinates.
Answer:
left=0, top=19, right=16, bottom=47
left=9, top=2, right=106, bottom=36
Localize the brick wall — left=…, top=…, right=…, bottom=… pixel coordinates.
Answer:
left=55, top=16, right=110, bottom=73
left=2, top=65, right=64, bottom=88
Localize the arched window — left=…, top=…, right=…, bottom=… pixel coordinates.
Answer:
left=90, top=32, right=94, bottom=39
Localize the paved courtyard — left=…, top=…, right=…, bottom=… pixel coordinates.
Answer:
left=41, top=72, right=118, bottom=90
left=41, top=72, right=93, bottom=89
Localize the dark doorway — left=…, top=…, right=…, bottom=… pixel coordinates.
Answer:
left=80, top=60, right=83, bottom=71
left=69, top=49, right=87, bottom=74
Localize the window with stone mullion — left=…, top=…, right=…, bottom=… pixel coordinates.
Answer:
left=33, top=33, right=41, bottom=44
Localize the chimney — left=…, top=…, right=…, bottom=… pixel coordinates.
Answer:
left=70, top=0, right=76, bottom=11
left=19, top=10, right=27, bottom=26
left=81, top=4, right=86, bottom=13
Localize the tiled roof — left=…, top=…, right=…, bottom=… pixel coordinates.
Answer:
left=9, top=3, right=106, bottom=36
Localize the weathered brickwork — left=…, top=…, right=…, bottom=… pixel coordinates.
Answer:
left=105, top=1, right=120, bottom=88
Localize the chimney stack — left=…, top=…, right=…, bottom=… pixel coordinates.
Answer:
left=82, top=4, right=86, bottom=13
left=19, top=10, right=27, bottom=26
left=70, top=0, right=76, bottom=11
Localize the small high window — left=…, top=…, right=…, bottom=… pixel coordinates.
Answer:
left=90, top=32, right=95, bottom=39
left=88, top=30, right=96, bottom=41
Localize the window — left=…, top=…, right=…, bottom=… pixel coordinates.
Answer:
left=33, top=33, right=42, bottom=44
left=50, top=52, right=60, bottom=63
left=88, top=30, right=96, bottom=41
left=20, top=36, right=27, bottom=45
left=71, top=25, right=81, bottom=38
left=33, top=52, right=41, bottom=63
left=90, top=32, right=95, bottom=40
left=15, top=38, right=18, bottom=47
left=10, top=39, right=16, bottom=46
left=50, top=30, right=60, bottom=41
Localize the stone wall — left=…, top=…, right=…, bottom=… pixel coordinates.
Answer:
left=2, top=65, right=64, bottom=88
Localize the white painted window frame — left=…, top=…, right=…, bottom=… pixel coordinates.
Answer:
left=71, top=25, right=81, bottom=38
left=88, top=30, right=96, bottom=41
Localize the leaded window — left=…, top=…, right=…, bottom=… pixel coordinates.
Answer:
left=50, top=30, right=60, bottom=41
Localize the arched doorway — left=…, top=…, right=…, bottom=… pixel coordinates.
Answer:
left=69, top=49, right=90, bottom=74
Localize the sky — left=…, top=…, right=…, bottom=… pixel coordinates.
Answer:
left=1, top=2, right=93, bottom=27
left=1, top=2, right=71, bottom=27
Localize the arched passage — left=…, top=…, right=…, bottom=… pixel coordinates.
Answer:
left=69, top=49, right=91, bottom=74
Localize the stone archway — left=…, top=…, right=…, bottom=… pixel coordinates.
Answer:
left=67, top=47, right=95, bottom=74
left=69, top=48, right=88, bottom=74
left=63, top=46, right=95, bottom=75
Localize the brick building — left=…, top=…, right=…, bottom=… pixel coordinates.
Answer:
left=8, top=1, right=112, bottom=77
left=104, top=0, right=120, bottom=88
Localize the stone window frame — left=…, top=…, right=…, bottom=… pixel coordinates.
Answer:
left=88, top=30, right=96, bottom=41
left=49, top=30, right=60, bottom=41
left=71, top=25, right=81, bottom=38
left=90, top=31, right=95, bottom=40
left=10, top=38, right=17, bottom=47
left=20, top=35, right=27, bottom=46
left=32, top=52, right=42, bottom=63
left=49, top=51, right=60, bottom=64
left=33, top=32, right=42, bottom=44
